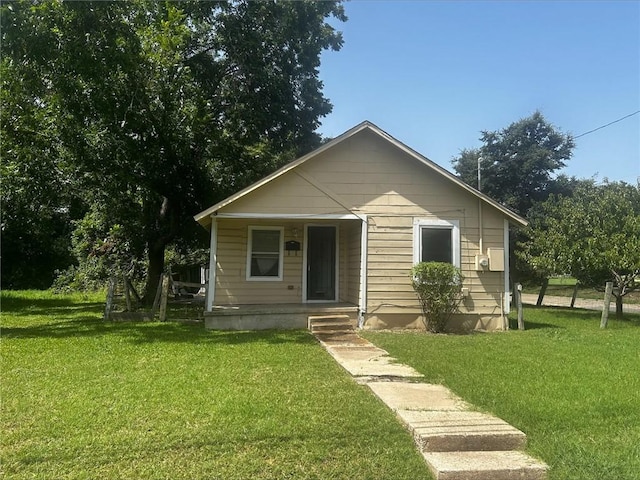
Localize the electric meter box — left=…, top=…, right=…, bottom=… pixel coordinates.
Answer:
left=475, top=254, right=489, bottom=271
left=487, top=248, right=505, bottom=271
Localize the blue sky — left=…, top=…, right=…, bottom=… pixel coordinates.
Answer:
left=318, top=1, right=640, bottom=185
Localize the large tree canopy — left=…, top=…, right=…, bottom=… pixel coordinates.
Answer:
left=452, top=111, right=575, bottom=217
left=1, top=0, right=346, bottom=296
left=519, top=181, right=640, bottom=318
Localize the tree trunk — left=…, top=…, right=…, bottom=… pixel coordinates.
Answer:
left=144, top=242, right=166, bottom=305
left=615, top=295, right=623, bottom=319
left=141, top=195, right=178, bottom=305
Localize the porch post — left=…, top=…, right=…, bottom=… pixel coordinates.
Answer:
left=206, top=216, right=218, bottom=312
left=359, top=216, right=368, bottom=318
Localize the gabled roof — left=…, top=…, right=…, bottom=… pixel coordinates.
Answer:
left=194, top=121, right=528, bottom=227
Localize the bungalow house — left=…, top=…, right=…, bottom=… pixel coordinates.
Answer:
left=194, top=121, right=527, bottom=332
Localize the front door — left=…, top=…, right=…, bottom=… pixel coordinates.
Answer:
left=306, top=226, right=336, bottom=301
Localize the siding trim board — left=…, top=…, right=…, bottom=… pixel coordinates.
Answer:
left=504, top=219, right=511, bottom=314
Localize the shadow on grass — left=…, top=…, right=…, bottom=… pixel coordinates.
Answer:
left=2, top=303, right=107, bottom=317
left=2, top=293, right=316, bottom=345
left=1, top=295, right=105, bottom=316
left=1, top=317, right=316, bottom=345
left=507, top=318, right=563, bottom=330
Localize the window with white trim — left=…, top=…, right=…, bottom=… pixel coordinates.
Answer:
left=413, top=219, right=460, bottom=267
left=247, top=226, right=284, bottom=281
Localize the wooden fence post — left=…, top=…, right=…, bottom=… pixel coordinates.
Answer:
left=536, top=278, right=549, bottom=306
left=158, top=274, right=170, bottom=322
left=600, top=281, right=613, bottom=329
left=104, top=276, right=116, bottom=321
left=515, top=283, right=524, bottom=330
left=151, top=277, right=163, bottom=318
left=126, top=277, right=141, bottom=303
left=570, top=282, right=579, bottom=308
left=123, top=274, right=132, bottom=312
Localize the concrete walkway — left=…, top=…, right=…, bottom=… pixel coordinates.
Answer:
left=521, top=293, right=640, bottom=314
left=314, top=330, right=548, bottom=480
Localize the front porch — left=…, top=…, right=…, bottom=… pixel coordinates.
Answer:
left=204, top=302, right=359, bottom=330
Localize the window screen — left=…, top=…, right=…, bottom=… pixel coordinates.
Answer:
left=249, top=229, right=281, bottom=278
left=421, top=227, right=453, bottom=264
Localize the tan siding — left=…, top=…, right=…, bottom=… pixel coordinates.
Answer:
left=220, top=171, right=349, bottom=215
left=363, top=209, right=506, bottom=317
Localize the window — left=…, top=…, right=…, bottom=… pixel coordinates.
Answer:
left=413, top=219, right=460, bottom=267
left=247, top=226, right=284, bottom=281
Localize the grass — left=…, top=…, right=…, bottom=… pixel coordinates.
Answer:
left=1, top=290, right=433, bottom=480
left=362, top=307, right=640, bottom=480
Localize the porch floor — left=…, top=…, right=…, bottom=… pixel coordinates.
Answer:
left=204, top=303, right=359, bottom=330
left=207, top=302, right=358, bottom=315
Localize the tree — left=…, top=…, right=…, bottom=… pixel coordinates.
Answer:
left=1, top=1, right=346, bottom=299
left=519, top=181, right=640, bottom=318
left=0, top=44, right=84, bottom=288
left=452, top=111, right=575, bottom=217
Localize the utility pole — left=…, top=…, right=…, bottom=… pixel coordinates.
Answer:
left=477, top=156, right=482, bottom=191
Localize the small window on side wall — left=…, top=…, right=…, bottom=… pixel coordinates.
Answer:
left=247, top=226, right=284, bottom=281
left=413, top=219, right=460, bottom=267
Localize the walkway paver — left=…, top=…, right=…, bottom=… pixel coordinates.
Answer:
left=368, top=381, right=468, bottom=411
left=312, top=326, right=548, bottom=479
left=423, top=450, right=548, bottom=480
left=317, top=332, right=424, bottom=378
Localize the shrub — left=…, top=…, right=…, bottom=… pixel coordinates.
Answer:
left=410, top=262, right=464, bottom=333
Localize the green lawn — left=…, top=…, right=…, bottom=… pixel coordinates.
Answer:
left=1, top=290, right=433, bottom=480
left=363, top=308, right=640, bottom=480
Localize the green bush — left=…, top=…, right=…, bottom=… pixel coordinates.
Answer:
left=52, top=208, right=147, bottom=292
left=410, top=262, right=464, bottom=333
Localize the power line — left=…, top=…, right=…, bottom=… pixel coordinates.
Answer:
left=574, top=110, right=640, bottom=139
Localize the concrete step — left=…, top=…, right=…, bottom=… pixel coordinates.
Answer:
left=423, top=450, right=547, bottom=480
left=308, top=315, right=354, bottom=332
left=311, top=321, right=355, bottom=333
left=397, top=410, right=527, bottom=452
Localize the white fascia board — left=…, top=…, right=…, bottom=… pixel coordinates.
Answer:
left=214, top=213, right=361, bottom=220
